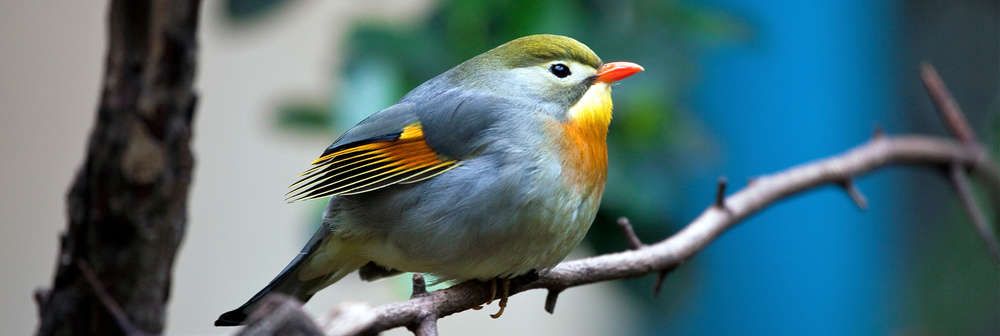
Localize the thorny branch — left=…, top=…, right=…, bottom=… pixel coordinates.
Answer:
left=919, top=63, right=1000, bottom=265
left=406, top=274, right=438, bottom=336
left=242, top=65, right=1000, bottom=335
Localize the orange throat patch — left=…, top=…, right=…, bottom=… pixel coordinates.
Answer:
left=557, top=82, right=613, bottom=192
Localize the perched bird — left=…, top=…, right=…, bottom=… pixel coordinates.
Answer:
left=215, top=34, right=642, bottom=326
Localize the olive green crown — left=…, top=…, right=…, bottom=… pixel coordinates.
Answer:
left=485, top=34, right=602, bottom=69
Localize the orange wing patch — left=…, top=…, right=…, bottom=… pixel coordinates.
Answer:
left=285, top=123, right=458, bottom=202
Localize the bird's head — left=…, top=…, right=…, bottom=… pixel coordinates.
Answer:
left=450, top=34, right=643, bottom=118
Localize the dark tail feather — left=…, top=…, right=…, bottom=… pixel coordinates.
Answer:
left=214, top=226, right=330, bottom=327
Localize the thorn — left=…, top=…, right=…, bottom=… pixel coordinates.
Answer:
left=652, top=269, right=668, bottom=297
left=920, top=63, right=977, bottom=144
left=715, top=176, right=729, bottom=210
left=33, top=288, right=48, bottom=306
left=411, top=273, right=428, bottom=298
left=652, top=263, right=679, bottom=297
left=616, top=217, right=644, bottom=250
left=544, top=288, right=563, bottom=314
left=872, top=124, right=884, bottom=140
left=34, top=288, right=49, bottom=318
left=838, top=179, right=868, bottom=210
left=949, top=164, right=1000, bottom=266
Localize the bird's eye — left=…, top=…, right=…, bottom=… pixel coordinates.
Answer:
left=549, top=63, right=571, bottom=78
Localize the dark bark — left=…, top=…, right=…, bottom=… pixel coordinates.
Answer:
left=36, top=1, right=201, bottom=335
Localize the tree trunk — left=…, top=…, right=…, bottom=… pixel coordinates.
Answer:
left=36, top=1, right=201, bottom=334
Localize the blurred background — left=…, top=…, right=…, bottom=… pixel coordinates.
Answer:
left=1, top=0, right=998, bottom=335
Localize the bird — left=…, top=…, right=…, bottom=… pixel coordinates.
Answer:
left=215, top=34, right=643, bottom=326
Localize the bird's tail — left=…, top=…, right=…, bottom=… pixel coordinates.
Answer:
left=214, top=225, right=365, bottom=326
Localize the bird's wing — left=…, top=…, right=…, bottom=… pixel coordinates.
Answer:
left=285, top=90, right=506, bottom=202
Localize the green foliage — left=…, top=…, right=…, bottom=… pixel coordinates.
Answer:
left=274, top=99, right=330, bottom=133
left=908, top=205, right=1000, bottom=335
left=223, top=0, right=290, bottom=23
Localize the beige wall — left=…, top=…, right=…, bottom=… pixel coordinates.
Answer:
left=0, top=1, right=636, bottom=335
left=0, top=1, right=103, bottom=335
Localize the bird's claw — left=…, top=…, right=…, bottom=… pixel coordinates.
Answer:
left=473, top=278, right=498, bottom=310
left=487, top=278, right=497, bottom=305
left=489, top=278, right=510, bottom=319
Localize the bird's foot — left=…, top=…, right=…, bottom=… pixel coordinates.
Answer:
left=472, top=278, right=498, bottom=310
left=489, top=278, right=510, bottom=319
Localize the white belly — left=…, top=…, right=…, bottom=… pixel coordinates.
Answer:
left=358, top=184, right=602, bottom=281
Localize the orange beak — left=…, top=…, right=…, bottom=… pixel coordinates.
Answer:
left=595, top=62, right=644, bottom=83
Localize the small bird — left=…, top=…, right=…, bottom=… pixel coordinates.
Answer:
left=215, top=34, right=642, bottom=326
